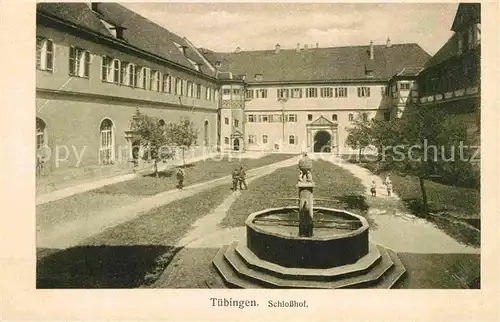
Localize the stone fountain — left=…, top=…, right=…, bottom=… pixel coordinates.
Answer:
left=212, top=154, right=407, bottom=288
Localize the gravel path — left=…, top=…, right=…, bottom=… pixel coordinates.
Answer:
left=331, top=157, right=479, bottom=254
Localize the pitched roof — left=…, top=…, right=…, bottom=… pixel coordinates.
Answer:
left=208, top=43, right=430, bottom=83
left=37, top=3, right=215, bottom=77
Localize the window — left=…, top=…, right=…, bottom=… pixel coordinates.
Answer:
left=222, top=88, right=231, bottom=95
left=348, top=114, right=354, bottom=121
left=257, top=89, right=268, bottom=98
left=384, top=112, right=390, bottom=121
left=69, top=47, right=90, bottom=77
left=247, top=114, right=256, bottom=123
left=120, top=62, right=135, bottom=86
left=232, top=88, right=241, bottom=96
left=175, top=78, right=184, bottom=95
left=287, top=114, right=297, bottom=122
left=36, top=118, right=47, bottom=176
left=151, top=70, right=161, bottom=91
left=36, top=37, right=54, bottom=71
left=101, top=56, right=121, bottom=83
left=162, top=74, right=172, bottom=93
left=224, top=137, right=229, bottom=144
left=306, top=88, right=318, bottom=98
left=272, top=114, right=283, bottom=123
left=196, top=84, right=201, bottom=99
left=277, top=88, right=289, bottom=99
left=290, top=88, right=302, bottom=99
left=224, top=117, right=229, bottom=125
left=262, top=135, right=268, bottom=144
left=206, top=87, right=212, bottom=100
left=320, top=87, right=333, bottom=98
left=357, top=87, right=371, bottom=97
left=248, top=135, right=256, bottom=144
left=457, top=34, right=463, bottom=55
left=335, top=87, right=348, bottom=98
left=288, top=135, right=297, bottom=145
left=332, top=114, right=338, bottom=121
left=234, top=119, right=239, bottom=128
left=99, top=119, right=114, bottom=165
left=246, top=89, right=254, bottom=99
left=259, top=115, right=269, bottom=123
left=400, top=83, right=411, bottom=90
left=307, top=114, right=313, bottom=121
left=134, top=67, right=150, bottom=89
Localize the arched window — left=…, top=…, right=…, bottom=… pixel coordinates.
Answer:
left=36, top=118, right=47, bottom=176
left=348, top=114, right=354, bottom=121
left=204, top=120, right=209, bottom=147
left=307, top=114, right=313, bottom=121
left=332, top=114, right=338, bottom=121
left=99, top=118, right=114, bottom=165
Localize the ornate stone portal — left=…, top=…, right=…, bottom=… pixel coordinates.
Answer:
left=211, top=155, right=407, bottom=288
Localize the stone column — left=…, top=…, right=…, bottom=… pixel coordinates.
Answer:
left=297, top=182, right=315, bottom=237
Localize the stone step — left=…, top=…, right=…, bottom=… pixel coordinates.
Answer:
left=235, top=241, right=381, bottom=281
left=222, top=242, right=396, bottom=289
left=212, top=245, right=264, bottom=289
left=367, top=248, right=407, bottom=289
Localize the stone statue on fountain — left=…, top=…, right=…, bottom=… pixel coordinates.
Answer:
left=298, top=152, right=313, bottom=182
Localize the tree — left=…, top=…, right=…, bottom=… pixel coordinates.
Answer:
left=345, top=113, right=373, bottom=160
left=130, top=109, right=174, bottom=177
left=165, top=119, right=199, bottom=166
left=371, top=104, right=474, bottom=215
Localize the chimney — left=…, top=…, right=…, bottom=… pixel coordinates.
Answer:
left=235, top=46, right=241, bottom=53
left=90, top=2, right=99, bottom=12
left=369, top=40, right=374, bottom=60
left=274, top=43, right=281, bottom=54
left=386, top=37, right=392, bottom=48
left=296, top=43, right=301, bottom=53
left=316, top=42, right=319, bottom=48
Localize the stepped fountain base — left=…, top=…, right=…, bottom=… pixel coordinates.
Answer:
left=212, top=206, right=406, bottom=289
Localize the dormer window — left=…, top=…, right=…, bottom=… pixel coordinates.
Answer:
left=187, top=58, right=201, bottom=71
left=255, top=74, right=263, bottom=81
left=173, top=42, right=187, bottom=55
left=215, top=61, right=222, bottom=69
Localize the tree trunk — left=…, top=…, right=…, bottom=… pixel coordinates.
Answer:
left=418, top=175, right=429, bottom=216
left=154, top=160, right=158, bottom=178
left=358, top=147, right=362, bottom=162
left=182, top=148, right=185, bottom=166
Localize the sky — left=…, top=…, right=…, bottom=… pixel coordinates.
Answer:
left=122, top=2, right=459, bottom=56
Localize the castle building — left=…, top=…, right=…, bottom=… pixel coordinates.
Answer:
left=37, top=3, right=475, bottom=185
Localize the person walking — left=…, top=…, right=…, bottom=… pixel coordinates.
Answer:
left=231, top=167, right=240, bottom=191
left=176, top=166, right=185, bottom=189
left=239, top=166, right=248, bottom=190
left=386, top=181, right=393, bottom=197
left=370, top=180, right=377, bottom=197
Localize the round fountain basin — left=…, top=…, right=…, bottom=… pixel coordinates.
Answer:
left=245, top=206, right=369, bottom=269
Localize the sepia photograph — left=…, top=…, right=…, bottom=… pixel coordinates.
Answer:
left=33, top=2, right=482, bottom=291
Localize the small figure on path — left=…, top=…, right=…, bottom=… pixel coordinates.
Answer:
left=239, top=166, right=248, bottom=190
left=298, top=152, right=313, bottom=182
left=384, top=174, right=392, bottom=186
left=176, top=166, right=185, bottom=189
left=232, top=167, right=240, bottom=191
left=386, top=181, right=393, bottom=196
left=370, top=180, right=377, bottom=197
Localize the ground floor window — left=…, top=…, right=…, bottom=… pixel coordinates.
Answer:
left=289, top=135, right=297, bottom=145
left=262, top=135, right=268, bottom=144
left=36, top=118, right=47, bottom=176
left=100, top=118, right=114, bottom=165
left=248, top=134, right=256, bottom=144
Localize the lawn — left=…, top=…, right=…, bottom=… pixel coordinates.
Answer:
left=37, top=183, right=232, bottom=288
left=93, top=153, right=296, bottom=196
left=388, top=173, right=480, bottom=218
left=221, top=159, right=367, bottom=228
left=37, top=153, right=296, bottom=229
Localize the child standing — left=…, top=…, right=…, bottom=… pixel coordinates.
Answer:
left=176, top=167, right=185, bottom=189
left=386, top=181, right=393, bottom=196
left=370, top=180, right=377, bottom=197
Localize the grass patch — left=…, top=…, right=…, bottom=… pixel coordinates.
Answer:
left=221, top=159, right=367, bottom=228
left=388, top=173, right=480, bottom=218
left=37, top=184, right=232, bottom=288
left=37, top=153, right=296, bottom=230
left=94, top=154, right=296, bottom=196
left=396, top=253, right=480, bottom=289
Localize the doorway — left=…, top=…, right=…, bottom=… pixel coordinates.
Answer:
left=313, top=131, right=332, bottom=152
left=233, top=138, right=240, bottom=151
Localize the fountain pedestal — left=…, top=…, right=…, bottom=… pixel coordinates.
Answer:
left=297, top=182, right=314, bottom=237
